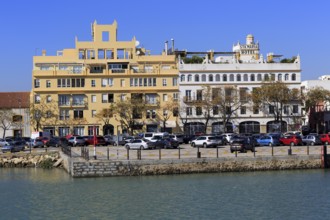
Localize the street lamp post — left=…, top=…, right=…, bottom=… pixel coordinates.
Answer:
left=18, top=98, right=22, bottom=137
left=117, top=125, right=121, bottom=146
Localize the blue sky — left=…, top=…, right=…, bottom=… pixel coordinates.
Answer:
left=0, top=0, right=328, bottom=91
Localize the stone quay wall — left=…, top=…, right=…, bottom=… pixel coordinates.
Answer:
left=61, top=153, right=324, bottom=177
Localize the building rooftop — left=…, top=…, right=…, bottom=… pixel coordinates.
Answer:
left=0, top=92, right=30, bottom=108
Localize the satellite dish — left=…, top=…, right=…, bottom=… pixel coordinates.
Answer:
left=135, top=40, right=140, bottom=47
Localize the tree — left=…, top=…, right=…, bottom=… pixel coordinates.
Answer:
left=114, top=96, right=147, bottom=135
left=304, top=86, right=330, bottom=111
left=30, top=98, right=59, bottom=133
left=252, top=81, right=302, bottom=132
left=213, top=86, right=250, bottom=133
left=95, top=103, right=116, bottom=134
left=183, top=55, right=204, bottom=64
left=0, top=109, right=15, bottom=138
left=158, top=98, right=178, bottom=132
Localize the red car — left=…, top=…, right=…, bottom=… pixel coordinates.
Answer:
left=86, top=136, right=107, bottom=146
left=279, top=135, right=303, bottom=146
left=40, top=137, right=50, bottom=145
left=320, top=134, right=330, bottom=144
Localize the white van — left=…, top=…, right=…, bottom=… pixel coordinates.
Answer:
left=142, top=132, right=169, bottom=141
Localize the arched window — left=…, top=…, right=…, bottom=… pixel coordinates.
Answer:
left=215, top=74, right=220, bottom=81
left=257, top=74, right=262, bottom=81
left=243, top=74, right=248, bottom=81
left=187, top=74, right=192, bottom=82
left=250, top=74, right=255, bottom=81
left=291, top=73, right=296, bottom=81
left=229, top=74, right=234, bottom=81
left=284, top=74, right=289, bottom=81
left=202, top=74, right=206, bottom=82
left=195, top=74, right=199, bottom=82
left=278, top=74, right=282, bottom=81
left=209, top=74, right=213, bottom=82
left=180, top=75, right=185, bottom=82
left=223, top=74, right=227, bottom=82
left=237, top=74, right=241, bottom=81
left=264, top=74, right=269, bottom=81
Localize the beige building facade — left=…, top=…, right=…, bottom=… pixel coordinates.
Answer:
left=31, top=21, right=180, bottom=136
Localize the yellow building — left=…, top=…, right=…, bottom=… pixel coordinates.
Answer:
left=31, top=21, right=179, bottom=136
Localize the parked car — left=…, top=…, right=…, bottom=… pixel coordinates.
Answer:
left=279, top=135, right=303, bottom=146
left=164, top=138, right=180, bottom=148
left=191, top=136, right=218, bottom=148
left=230, top=137, right=255, bottom=153
left=2, top=141, right=25, bottom=153
left=302, top=135, right=322, bottom=146
left=68, top=136, right=87, bottom=147
left=0, top=138, right=12, bottom=147
left=183, top=135, right=196, bottom=144
left=256, top=135, right=280, bottom=146
left=31, top=138, right=45, bottom=148
left=46, top=137, right=69, bottom=147
left=221, top=133, right=234, bottom=144
left=215, top=135, right=225, bottom=146
left=320, top=134, right=330, bottom=145
left=22, top=137, right=32, bottom=147
left=40, top=136, right=50, bottom=145
left=169, top=134, right=184, bottom=144
left=104, top=135, right=117, bottom=146
left=148, top=138, right=171, bottom=149
left=85, top=136, right=106, bottom=146
left=125, top=139, right=149, bottom=150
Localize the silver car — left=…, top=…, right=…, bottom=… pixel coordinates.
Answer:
left=191, top=136, right=218, bottom=148
left=125, top=139, right=149, bottom=150
left=68, top=136, right=87, bottom=147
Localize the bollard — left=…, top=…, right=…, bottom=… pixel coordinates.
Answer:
left=159, top=148, right=161, bottom=160
left=197, top=146, right=201, bottom=158
left=235, top=147, right=237, bottom=157
left=288, top=145, right=292, bottom=155
left=117, top=149, right=119, bottom=160
left=107, top=147, right=109, bottom=160
left=307, top=143, right=310, bottom=155
left=216, top=147, right=219, bottom=158
left=127, top=148, right=129, bottom=160
left=253, top=145, right=256, bottom=157
left=178, top=147, right=181, bottom=159
left=271, top=145, right=274, bottom=156
left=323, top=144, right=328, bottom=168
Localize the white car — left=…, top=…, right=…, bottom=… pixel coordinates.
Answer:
left=191, top=136, right=218, bottom=148
left=125, top=139, right=149, bottom=150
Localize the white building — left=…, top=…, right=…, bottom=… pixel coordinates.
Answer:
left=178, top=35, right=302, bottom=134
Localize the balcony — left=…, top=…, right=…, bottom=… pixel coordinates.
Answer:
left=183, top=96, right=204, bottom=103
left=58, top=101, right=88, bottom=108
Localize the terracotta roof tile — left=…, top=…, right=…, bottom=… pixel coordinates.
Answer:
left=0, top=92, right=30, bottom=108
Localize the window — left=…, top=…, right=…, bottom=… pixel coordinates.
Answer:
left=163, top=94, right=168, bottom=102
left=34, top=94, right=40, bottom=104
left=187, top=75, right=192, bottom=82
left=45, top=111, right=52, bottom=118
left=269, top=105, right=275, bottom=114
left=196, top=90, right=203, bottom=101
left=59, top=110, right=69, bottom=120
left=253, top=106, right=259, bottom=114
left=243, top=74, right=248, bottom=81
left=223, top=74, right=227, bottom=82
left=284, top=106, right=289, bottom=114
left=46, top=95, right=52, bottom=103
left=257, top=74, right=262, bottom=81
left=92, top=110, right=96, bottom=118
left=59, top=127, right=70, bottom=136
left=145, top=94, right=157, bottom=104
left=73, top=127, right=84, bottom=136
left=195, top=75, right=200, bottom=82
left=172, top=77, right=178, bottom=86
left=278, top=74, right=282, bottom=81
left=57, top=78, right=71, bottom=88
left=59, top=95, right=70, bottom=106
left=91, top=80, right=96, bottom=87
left=239, top=88, right=248, bottom=102
left=71, top=78, right=85, bottom=88
left=88, top=126, right=99, bottom=136
left=98, top=49, right=105, bottom=59
left=72, top=95, right=85, bottom=106
left=74, top=110, right=84, bottom=119
left=293, top=105, right=298, bottom=114
left=163, top=79, right=167, bottom=86
left=180, top=75, right=185, bottom=82
left=265, top=74, right=270, bottom=81
left=229, top=74, right=234, bottom=82
left=250, top=74, right=255, bottom=81
left=292, top=73, right=296, bottom=81
left=213, top=106, right=219, bottom=115
left=209, top=74, right=213, bottom=82
left=237, top=74, right=241, bottom=81
left=240, top=106, right=246, bottom=115
left=215, top=74, right=220, bottom=81
left=201, top=74, right=206, bottom=82
left=13, top=115, right=22, bottom=122
left=163, top=110, right=168, bottom=117
left=120, top=94, right=126, bottom=101
left=225, top=106, right=231, bottom=115
left=46, top=80, right=51, bottom=88
left=196, top=107, right=203, bottom=116
left=34, top=79, right=40, bottom=88
left=146, top=110, right=156, bottom=119
left=102, top=94, right=114, bottom=103
left=173, top=93, right=179, bottom=101
left=121, top=79, right=125, bottom=87
left=91, top=95, right=96, bottom=103
left=186, top=107, right=192, bottom=116
left=284, top=74, right=289, bottom=81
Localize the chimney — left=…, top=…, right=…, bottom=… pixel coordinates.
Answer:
left=42, top=49, right=46, bottom=56
left=165, top=41, right=168, bottom=55
left=171, top=38, right=174, bottom=53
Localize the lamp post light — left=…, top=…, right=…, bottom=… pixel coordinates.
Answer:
left=117, top=125, right=121, bottom=146
left=18, top=98, right=22, bottom=138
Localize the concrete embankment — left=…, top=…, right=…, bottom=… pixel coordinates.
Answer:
left=60, top=151, right=325, bottom=177
left=0, top=152, right=62, bottom=168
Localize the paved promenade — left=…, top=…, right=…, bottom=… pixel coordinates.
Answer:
left=70, top=144, right=327, bottom=161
